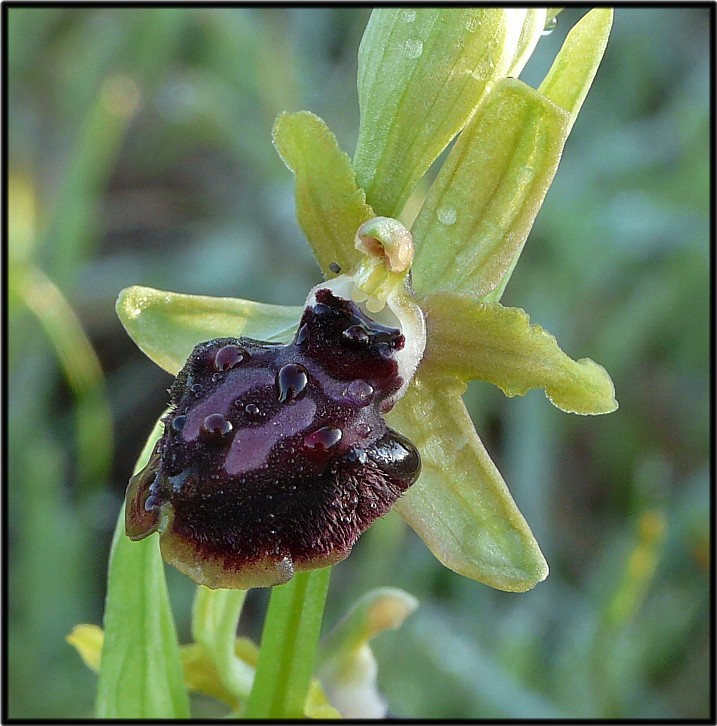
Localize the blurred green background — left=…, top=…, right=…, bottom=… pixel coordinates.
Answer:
left=7, top=7, right=710, bottom=719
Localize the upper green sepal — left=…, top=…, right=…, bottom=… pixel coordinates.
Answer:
left=272, top=110, right=374, bottom=278
left=116, top=285, right=302, bottom=375
left=421, top=291, right=618, bottom=415
left=354, top=8, right=528, bottom=218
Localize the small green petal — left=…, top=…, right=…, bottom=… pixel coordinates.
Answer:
left=116, top=285, right=302, bottom=375
left=421, top=292, right=618, bottom=415
left=318, top=588, right=418, bottom=718
left=354, top=8, right=526, bottom=218
left=539, top=8, right=613, bottom=134
left=507, top=8, right=547, bottom=78
left=411, top=77, right=569, bottom=299
left=387, top=376, right=548, bottom=592
left=273, top=111, right=373, bottom=277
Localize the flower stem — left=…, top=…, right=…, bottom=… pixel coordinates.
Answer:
left=242, top=567, right=332, bottom=718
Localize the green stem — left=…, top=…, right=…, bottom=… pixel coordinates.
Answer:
left=242, top=567, right=332, bottom=718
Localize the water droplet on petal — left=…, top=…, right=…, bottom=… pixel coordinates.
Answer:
left=214, top=345, right=247, bottom=371
left=276, top=363, right=309, bottom=403
left=171, top=415, right=186, bottom=432
left=437, top=206, right=457, bottom=226
left=303, top=426, right=343, bottom=459
left=344, top=379, right=374, bottom=406
left=355, top=422, right=371, bottom=438
left=202, top=413, right=233, bottom=437
left=295, top=322, right=310, bottom=346
left=404, top=38, right=423, bottom=59
left=542, top=15, right=557, bottom=35
left=190, top=383, right=203, bottom=397
left=403, top=9, right=416, bottom=22
left=244, top=402, right=261, bottom=419
left=342, top=324, right=370, bottom=346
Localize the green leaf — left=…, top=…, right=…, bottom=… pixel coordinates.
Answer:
left=96, top=419, right=190, bottom=718
left=539, top=8, right=613, bottom=134
left=354, top=8, right=527, bottom=218
left=387, top=376, right=548, bottom=592
left=116, top=285, right=302, bottom=375
left=243, top=568, right=332, bottom=718
left=411, top=77, right=569, bottom=300
left=273, top=111, right=374, bottom=277
left=421, top=292, right=618, bottom=415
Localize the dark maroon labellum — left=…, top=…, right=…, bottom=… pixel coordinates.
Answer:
left=125, top=288, right=421, bottom=589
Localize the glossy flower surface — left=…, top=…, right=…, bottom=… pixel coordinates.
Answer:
left=126, top=288, right=421, bottom=588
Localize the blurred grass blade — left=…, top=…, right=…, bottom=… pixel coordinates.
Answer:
left=116, top=285, right=303, bottom=375
left=44, top=74, right=141, bottom=286
left=17, top=264, right=113, bottom=493
left=539, top=8, right=613, bottom=134
left=411, top=78, right=569, bottom=300
left=387, top=376, right=548, bottom=592
left=273, top=111, right=374, bottom=277
left=354, top=8, right=526, bottom=217
left=97, top=419, right=189, bottom=718
left=422, top=292, right=618, bottom=415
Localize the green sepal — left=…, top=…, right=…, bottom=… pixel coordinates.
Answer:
left=411, top=77, right=569, bottom=300
left=421, top=291, right=618, bottom=415
left=387, top=375, right=549, bottom=592
left=96, top=419, right=190, bottom=718
left=116, top=285, right=302, bottom=375
left=354, top=8, right=526, bottom=217
left=539, top=8, right=613, bottom=134
left=273, top=110, right=374, bottom=277
left=507, top=8, right=547, bottom=78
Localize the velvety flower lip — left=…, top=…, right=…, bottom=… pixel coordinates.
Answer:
left=125, top=285, right=423, bottom=589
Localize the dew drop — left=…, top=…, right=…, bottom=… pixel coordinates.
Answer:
left=355, top=422, right=371, bottom=439
left=542, top=15, right=557, bottom=36
left=342, top=324, right=370, bottom=346
left=211, top=372, right=222, bottom=383
left=171, top=415, right=186, bottom=432
left=404, top=38, right=423, bottom=59
left=312, top=302, right=333, bottom=317
left=303, top=426, right=343, bottom=458
left=276, top=363, right=309, bottom=403
left=403, top=9, right=416, bottom=22
left=437, top=206, right=457, bottom=226
left=202, top=413, right=233, bottom=437
left=344, top=379, right=374, bottom=406
left=190, top=383, right=203, bottom=397
left=295, top=323, right=310, bottom=346
left=214, top=345, right=247, bottom=371
left=244, top=402, right=261, bottom=419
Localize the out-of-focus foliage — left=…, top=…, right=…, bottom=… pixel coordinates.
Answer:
left=7, top=7, right=710, bottom=719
